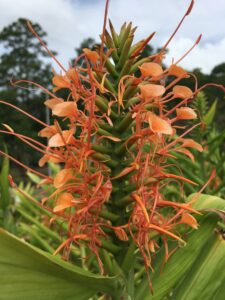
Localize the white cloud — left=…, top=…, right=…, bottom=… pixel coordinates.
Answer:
left=0, top=0, right=225, bottom=73
left=165, top=37, right=225, bottom=73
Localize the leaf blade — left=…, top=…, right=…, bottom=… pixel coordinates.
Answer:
left=135, top=214, right=218, bottom=300
left=0, top=229, right=121, bottom=300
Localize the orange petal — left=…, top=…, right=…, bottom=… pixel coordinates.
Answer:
left=140, top=84, right=166, bottom=99
left=39, top=125, right=57, bottom=138
left=176, top=107, right=197, bottom=119
left=99, top=135, right=121, bottom=142
left=66, top=68, right=79, bottom=82
left=44, top=98, right=64, bottom=109
left=53, top=192, right=74, bottom=212
left=83, top=48, right=99, bottom=64
left=139, top=62, right=163, bottom=78
left=158, top=200, right=201, bottom=215
left=176, top=148, right=195, bottom=161
left=52, top=75, right=71, bottom=89
left=148, top=112, right=173, bottom=135
left=148, top=224, right=186, bottom=244
left=48, top=130, right=75, bottom=147
left=2, top=123, right=14, bottom=132
left=38, top=154, right=49, bottom=167
left=164, top=173, right=198, bottom=185
left=54, top=168, right=73, bottom=188
left=148, top=241, right=155, bottom=253
left=49, top=155, right=64, bottom=164
left=52, top=102, right=78, bottom=117
left=37, top=178, right=53, bottom=187
left=168, top=64, right=188, bottom=78
left=180, top=213, right=198, bottom=229
left=112, top=163, right=139, bottom=179
left=133, top=194, right=150, bottom=224
left=114, top=227, right=129, bottom=241
left=181, top=138, right=203, bottom=152
left=173, top=85, right=193, bottom=99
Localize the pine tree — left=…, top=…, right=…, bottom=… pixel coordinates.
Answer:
left=0, top=18, right=56, bottom=168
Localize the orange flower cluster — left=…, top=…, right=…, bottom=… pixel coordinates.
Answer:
left=1, top=0, right=224, bottom=278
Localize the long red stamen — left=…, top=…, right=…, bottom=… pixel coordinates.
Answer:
left=159, top=0, right=194, bottom=52
left=27, top=21, right=67, bottom=73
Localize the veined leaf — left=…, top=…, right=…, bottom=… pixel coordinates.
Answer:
left=0, top=155, right=10, bottom=210
left=135, top=214, right=218, bottom=299
left=172, top=231, right=225, bottom=299
left=136, top=193, right=225, bottom=299
left=189, top=193, right=225, bottom=211
left=0, top=229, right=122, bottom=300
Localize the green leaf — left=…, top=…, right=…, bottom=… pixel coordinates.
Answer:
left=190, top=193, right=225, bottom=220
left=0, top=155, right=10, bottom=210
left=0, top=229, right=122, bottom=300
left=135, top=214, right=219, bottom=300
left=172, top=231, right=225, bottom=299
left=203, top=99, right=217, bottom=126
left=26, top=171, right=42, bottom=184
left=136, top=193, right=225, bottom=299
left=190, top=193, right=225, bottom=211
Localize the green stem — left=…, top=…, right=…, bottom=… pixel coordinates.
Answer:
left=115, top=113, right=133, bottom=132
left=101, top=249, right=114, bottom=276
left=100, top=238, right=122, bottom=254
left=115, top=195, right=133, bottom=207
left=92, top=152, right=118, bottom=168
left=95, top=96, right=118, bottom=120
left=92, top=144, right=112, bottom=155
left=19, top=223, right=55, bottom=253
left=99, top=209, right=120, bottom=222
left=16, top=207, right=61, bottom=242
left=121, top=241, right=136, bottom=273
left=125, top=97, right=140, bottom=109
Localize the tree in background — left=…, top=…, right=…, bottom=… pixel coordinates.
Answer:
left=0, top=18, right=55, bottom=170
left=75, top=37, right=96, bottom=56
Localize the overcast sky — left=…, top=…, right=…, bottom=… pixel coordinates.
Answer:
left=0, top=0, right=225, bottom=74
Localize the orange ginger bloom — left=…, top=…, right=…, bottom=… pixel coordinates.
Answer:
left=180, top=212, right=199, bottom=229
left=53, top=168, right=74, bottom=188
left=48, top=129, right=75, bottom=147
left=52, top=75, right=71, bottom=92
left=52, top=102, right=78, bottom=117
left=83, top=48, right=99, bottom=64
left=140, top=84, right=166, bottom=99
left=180, top=138, right=203, bottom=152
left=53, top=192, right=74, bottom=212
left=147, top=112, right=173, bottom=135
left=44, top=98, right=64, bottom=109
left=176, top=107, right=197, bottom=119
left=173, top=85, right=193, bottom=99
left=168, top=64, right=189, bottom=78
left=38, top=125, right=58, bottom=138
left=139, top=62, right=163, bottom=78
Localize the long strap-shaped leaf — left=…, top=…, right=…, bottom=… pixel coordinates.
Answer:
left=0, top=229, right=122, bottom=300
left=136, top=193, right=225, bottom=299
left=135, top=214, right=218, bottom=299
left=190, top=193, right=225, bottom=211
left=172, top=231, right=225, bottom=299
